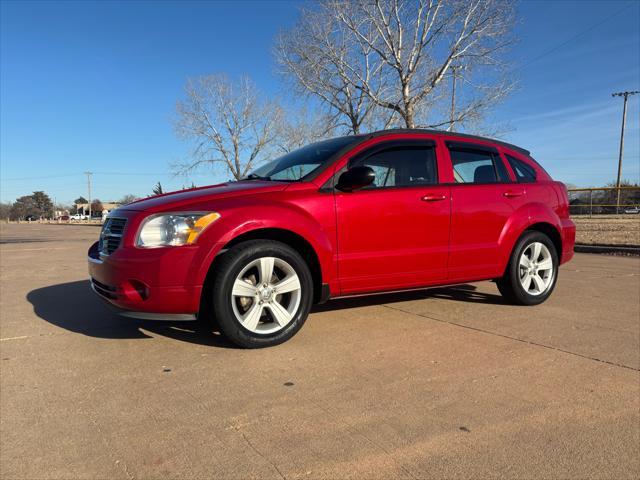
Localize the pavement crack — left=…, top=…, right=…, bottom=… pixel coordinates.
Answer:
left=240, top=431, right=287, bottom=480
left=383, top=305, right=640, bottom=372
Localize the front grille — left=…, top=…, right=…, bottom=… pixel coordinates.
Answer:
left=99, top=217, right=127, bottom=255
left=91, top=278, right=119, bottom=299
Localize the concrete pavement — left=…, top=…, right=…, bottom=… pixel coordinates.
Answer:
left=1, top=223, right=638, bottom=479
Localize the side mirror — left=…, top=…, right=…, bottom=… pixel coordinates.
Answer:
left=336, top=166, right=376, bottom=192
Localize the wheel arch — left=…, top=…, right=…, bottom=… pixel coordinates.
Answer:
left=498, top=200, right=565, bottom=276
left=202, top=228, right=325, bottom=308
left=524, top=222, right=562, bottom=261
left=497, top=221, right=563, bottom=279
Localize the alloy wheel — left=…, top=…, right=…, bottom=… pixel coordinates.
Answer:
left=230, top=256, right=302, bottom=334
left=518, top=242, right=554, bottom=296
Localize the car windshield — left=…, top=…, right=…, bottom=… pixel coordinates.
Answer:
left=244, top=136, right=358, bottom=182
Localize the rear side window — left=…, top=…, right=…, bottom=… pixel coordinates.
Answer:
left=506, top=154, right=537, bottom=182
left=350, top=145, right=438, bottom=189
left=448, top=147, right=510, bottom=184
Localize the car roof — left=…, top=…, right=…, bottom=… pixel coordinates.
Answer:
left=354, top=128, right=531, bottom=156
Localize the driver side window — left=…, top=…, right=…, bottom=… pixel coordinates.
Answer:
left=349, top=144, right=437, bottom=189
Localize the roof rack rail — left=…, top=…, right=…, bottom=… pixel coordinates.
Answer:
left=363, top=128, right=531, bottom=156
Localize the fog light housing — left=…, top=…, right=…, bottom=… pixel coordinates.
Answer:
left=125, top=279, right=149, bottom=301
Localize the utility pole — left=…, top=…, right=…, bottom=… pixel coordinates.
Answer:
left=611, top=91, right=639, bottom=213
left=84, top=171, right=93, bottom=219
left=448, top=65, right=461, bottom=132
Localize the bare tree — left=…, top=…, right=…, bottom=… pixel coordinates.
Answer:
left=0, top=202, right=12, bottom=220
left=276, top=5, right=395, bottom=134
left=91, top=199, right=103, bottom=215
left=275, top=106, right=338, bottom=154
left=175, top=75, right=282, bottom=180
left=285, top=0, right=515, bottom=131
left=119, top=194, right=139, bottom=205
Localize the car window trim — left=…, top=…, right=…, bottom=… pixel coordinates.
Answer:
left=347, top=139, right=437, bottom=167
left=446, top=141, right=514, bottom=185
left=445, top=141, right=499, bottom=154
left=505, top=153, right=537, bottom=183
left=327, top=139, right=439, bottom=192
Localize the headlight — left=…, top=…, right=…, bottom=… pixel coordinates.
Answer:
left=136, top=212, right=220, bottom=247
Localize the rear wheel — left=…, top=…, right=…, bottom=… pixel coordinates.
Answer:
left=209, top=240, right=313, bottom=348
left=497, top=231, right=558, bottom=305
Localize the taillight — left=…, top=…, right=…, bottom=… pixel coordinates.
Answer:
left=555, top=183, right=570, bottom=218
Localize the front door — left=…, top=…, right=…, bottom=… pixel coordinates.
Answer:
left=334, top=141, right=451, bottom=295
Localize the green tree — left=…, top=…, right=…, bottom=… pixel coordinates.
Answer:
left=10, top=195, right=37, bottom=219
left=31, top=191, right=54, bottom=218
left=74, top=196, right=88, bottom=204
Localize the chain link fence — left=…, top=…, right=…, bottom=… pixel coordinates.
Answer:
left=568, top=186, right=640, bottom=217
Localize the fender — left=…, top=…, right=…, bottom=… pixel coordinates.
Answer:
left=187, top=198, right=336, bottom=290
left=497, top=201, right=563, bottom=270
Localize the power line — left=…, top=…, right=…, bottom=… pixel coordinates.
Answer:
left=513, top=3, right=634, bottom=72
left=1, top=173, right=81, bottom=181
left=92, top=171, right=174, bottom=176
left=544, top=154, right=640, bottom=161
left=1, top=170, right=224, bottom=181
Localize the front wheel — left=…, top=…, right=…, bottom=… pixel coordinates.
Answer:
left=497, top=231, right=559, bottom=306
left=209, top=240, right=313, bottom=348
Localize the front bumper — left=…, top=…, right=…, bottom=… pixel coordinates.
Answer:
left=88, top=241, right=202, bottom=316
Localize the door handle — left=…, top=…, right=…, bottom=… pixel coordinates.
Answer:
left=421, top=194, right=447, bottom=202
left=503, top=190, right=525, bottom=198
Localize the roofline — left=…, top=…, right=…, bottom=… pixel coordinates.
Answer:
left=360, top=128, right=531, bottom=156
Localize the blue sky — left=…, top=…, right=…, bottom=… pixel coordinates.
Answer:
left=1, top=0, right=639, bottom=204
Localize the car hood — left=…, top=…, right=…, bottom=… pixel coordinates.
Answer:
left=118, top=181, right=289, bottom=213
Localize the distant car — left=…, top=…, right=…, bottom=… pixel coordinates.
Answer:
left=57, top=215, right=70, bottom=221
left=24, top=215, right=38, bottom=221
left=89, top=129, right=576, bottom=348
left=624, top=207, right=639, bottom=214
left=70, top=214, right=88, bottom=221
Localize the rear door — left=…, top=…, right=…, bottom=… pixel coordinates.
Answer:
left=334, top=139, right=450, bottom=294
left=504, top=151, right=557, bottom=209
left=446, top=141, right=527, bottom=280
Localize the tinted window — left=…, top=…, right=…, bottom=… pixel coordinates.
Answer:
left=449, top=148, right=510, bottom=183
left=350, top=145, right=438, bottom=189
left=506, top=154, right=537, bottom=182
left=248, top=136, right=358, bottom=181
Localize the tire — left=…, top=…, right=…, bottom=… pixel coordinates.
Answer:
left=497, top=231, right=559, bottom=306
left=209, top=240, right=313, bottom=348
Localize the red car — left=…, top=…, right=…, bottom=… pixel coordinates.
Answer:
left=88, top=129, right=575, bottom=348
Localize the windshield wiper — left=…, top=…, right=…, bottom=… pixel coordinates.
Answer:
left=244, top=173, right=272, bottom=181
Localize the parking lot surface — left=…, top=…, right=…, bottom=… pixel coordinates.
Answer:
left=1, top=223, right=638, bottom=479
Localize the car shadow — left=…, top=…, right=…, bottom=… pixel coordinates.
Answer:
left=26, top=280, right=237, bottom=348
left=311, top=283, right=505, bottom=313
left=27, top=280, right=504, bottom=347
